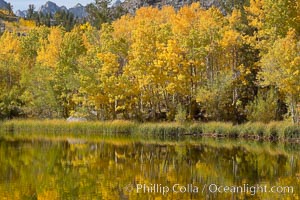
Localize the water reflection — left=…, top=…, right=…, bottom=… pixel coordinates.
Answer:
left=0, top=137, right=299, bottom=199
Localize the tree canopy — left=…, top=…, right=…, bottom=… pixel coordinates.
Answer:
left=0, top=2, right=299, bottom=123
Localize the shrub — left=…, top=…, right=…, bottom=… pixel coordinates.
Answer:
left=283, top=125, right=300, bottom=139
left=188, top=123, right=203, bottom=135
left=241, top=122, right=266, bottom=138
left=175, top=104, right=187, bottom=123
left=246, top=89, right=278, bottom=123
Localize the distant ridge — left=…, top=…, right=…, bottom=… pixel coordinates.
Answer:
left=15, top=1, right=88, bottom=19
left=15, top=10, right=27, bottom=18
left=39, top=1, right=66, bottom=15
left=69, top=3, right=88, bottom=18
left=13, top=0, right=233, bottom=20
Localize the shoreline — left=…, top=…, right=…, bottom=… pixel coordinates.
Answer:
left=1, top=120, right=300, bottom=143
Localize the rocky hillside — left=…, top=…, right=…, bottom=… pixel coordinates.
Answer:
left=121, top=0, right=224, bottom=14
left=0, top=0, right=8, bottom=10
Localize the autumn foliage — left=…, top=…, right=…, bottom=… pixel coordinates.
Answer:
left=0, top=2, right=299, bottom=123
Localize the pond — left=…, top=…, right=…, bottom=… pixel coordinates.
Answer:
left=0, top=136, right=299, bottom=199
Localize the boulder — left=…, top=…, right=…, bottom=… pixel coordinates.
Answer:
left=66, top=116, right=87, bottom=122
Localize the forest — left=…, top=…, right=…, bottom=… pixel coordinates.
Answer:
left=0, top=0, right=300, bottom=124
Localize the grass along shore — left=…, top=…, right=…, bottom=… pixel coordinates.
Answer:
left=0, top=120, right=300, bottom=142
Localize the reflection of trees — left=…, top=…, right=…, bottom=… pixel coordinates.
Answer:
left=0, top=139, right=299, bottom=199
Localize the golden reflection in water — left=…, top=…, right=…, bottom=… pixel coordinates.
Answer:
left=0, top=137, right=299, bottom=200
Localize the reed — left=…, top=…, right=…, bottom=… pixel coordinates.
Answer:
left=201, top=122, right=236, bottom=137
left=0, top=119, right=137, bottom=135
left=238, top=122, right=266, bottom=139
left=1, top=119, right=300, bottom=142
left=135, top=122, right=186, bottom=136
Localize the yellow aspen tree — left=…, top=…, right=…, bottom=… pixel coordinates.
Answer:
left=32, top=27, right=65, bottom=117
left=172, top=4, right=225, bottom=118
left=124, top=7, right=165, bottom=120
left=220, top=9, right=244, bottom=103
left=77, top=23, right=104, bottom=118
left=259, top=29, right=300, bottom=123
left=37, top=27, right=65, bottom=70
left=154, top=39, right=189, bottom=119
left=0, top=32, right=22, bottom=118
left=78, top=23, right=124, bottom=119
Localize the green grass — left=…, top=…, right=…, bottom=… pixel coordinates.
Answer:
left=0, top=119, right=300, bottom=142
left=135, top=122, right=186, bottom=136
left=0, top=120, right=137, bottom=135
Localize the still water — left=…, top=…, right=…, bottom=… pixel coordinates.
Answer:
left=0, top=136, right=299, bottom=200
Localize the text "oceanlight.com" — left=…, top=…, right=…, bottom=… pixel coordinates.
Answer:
left=125, top=183, right=294, bottom=196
